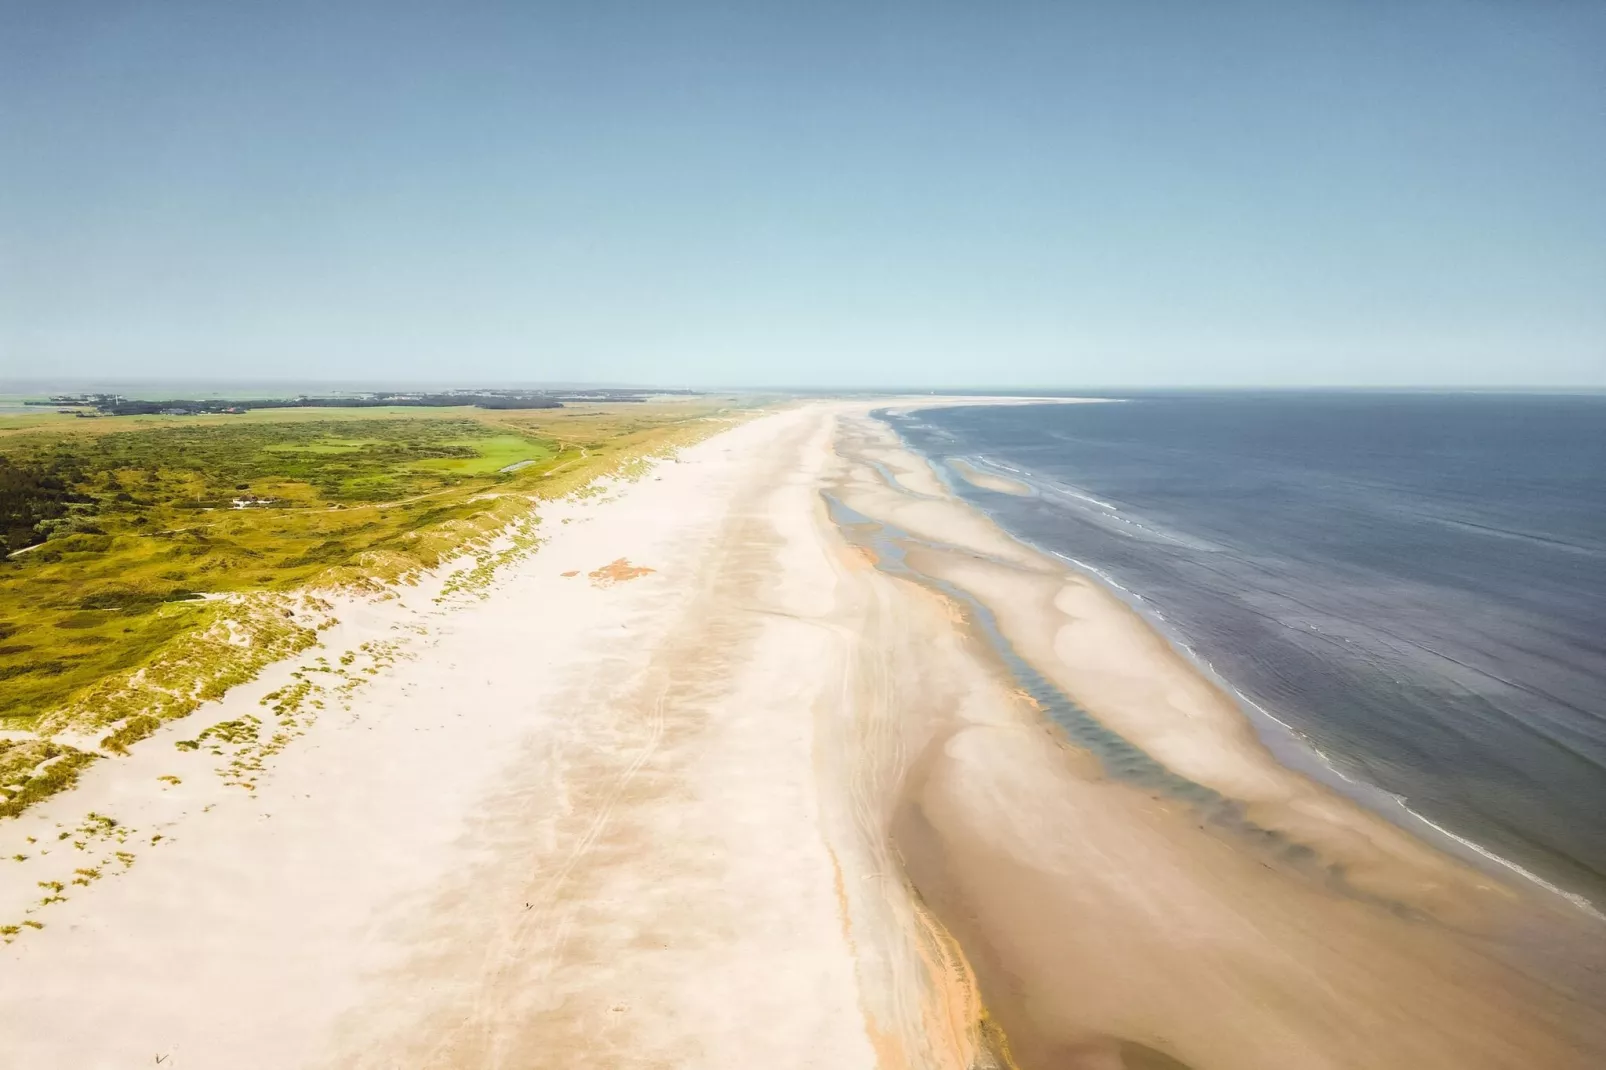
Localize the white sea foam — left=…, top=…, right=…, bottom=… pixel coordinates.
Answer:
left=1403, top=808, right=1606, bottom=921
left=1041, top=481, right=1119, bottom=512
left=899, top=408, right=1606, bottom=929
left=1227, top=666, right=1602, bottom=919
left=1052, top=546, right=1606, bottom=925
left=1052, top=551, right=1134, bottom=595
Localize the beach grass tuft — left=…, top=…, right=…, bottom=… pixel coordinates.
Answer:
left=0, top=739, right=99, bottom=818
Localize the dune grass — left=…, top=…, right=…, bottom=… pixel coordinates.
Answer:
left=0, top=739, right=99, bottom=818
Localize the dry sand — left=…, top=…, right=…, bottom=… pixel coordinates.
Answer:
left=0, top=404, right=996, bottom=1069
left=1, top=399, right=1602, bottom=1069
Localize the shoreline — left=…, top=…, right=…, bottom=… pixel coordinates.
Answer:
left=828, top=402, right=1606, bottom=1068
left=0, top=403, right=1014, bottom=1068
left=899, top=414, right=1605, bottom=923
left=3, top=398, right=1602, bottom=1068
left=1060, top=544, right=1606, bottom=923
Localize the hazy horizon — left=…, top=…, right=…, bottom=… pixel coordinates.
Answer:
left=12, top=372, right=1606, bottom=393
left=4, top=3, right=1604, bottom=388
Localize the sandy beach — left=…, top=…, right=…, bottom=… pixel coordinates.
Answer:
left=3, top=400, right=1603, bottom=1069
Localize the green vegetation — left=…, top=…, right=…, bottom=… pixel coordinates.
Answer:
left=35, top=386, right=682, bottom=416
left=0, top=400, right=741, bottom=816
left=0, top=454, right=94, bottom=556
left=0, top=740, right=99, bottom=818
left=409, top=434, right=558, bottom=475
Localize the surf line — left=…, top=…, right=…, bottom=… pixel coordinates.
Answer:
left=859, top=410, right=1606, bottom=923
left=1039, top=544, right=1606, bottom=924
left=819, top=490, right=1453, bottom=920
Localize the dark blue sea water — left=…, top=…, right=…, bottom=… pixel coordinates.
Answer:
left=885, top=393, right=1606, bottom=909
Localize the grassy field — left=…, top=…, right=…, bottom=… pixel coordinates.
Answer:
left=0, top=401, right=740, bottom=755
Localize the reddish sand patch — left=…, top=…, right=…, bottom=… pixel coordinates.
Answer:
left=560, top=570, right=579, bottom=578
left=839, top=544, right=879, bottom=569
left=587, top=558, right=655, bottom=587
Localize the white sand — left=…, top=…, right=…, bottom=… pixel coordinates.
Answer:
left=0, top=406, right=970, bottom=1068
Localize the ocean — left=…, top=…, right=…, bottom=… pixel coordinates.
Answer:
left=884, top=393, right=1606, bottom=910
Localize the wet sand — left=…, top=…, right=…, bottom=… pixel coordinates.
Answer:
left=948, top=457, right=1034, bottom=497
left=1, top=399, right=1601, bottom=1068
left=828, top=407, right=1606, bottom=1069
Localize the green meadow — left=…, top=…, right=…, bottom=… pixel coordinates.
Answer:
left=0, top=401, right=734, bottom=744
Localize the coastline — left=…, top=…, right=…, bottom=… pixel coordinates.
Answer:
left=1, top=399, right=1601, bottom=1068
left=828, top=403, right=1606, bottom=1068
left=0, top=403, right=1008, bottom=1068
left=947, top=457, right=1034, bottom=497
left=908, top=415, right=1606, bottom=924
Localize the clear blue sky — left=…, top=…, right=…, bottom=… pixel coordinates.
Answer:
left=3, top=1, right=1603, bottom=388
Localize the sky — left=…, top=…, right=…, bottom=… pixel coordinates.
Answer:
left=2, top=1, right=1603, bottom=389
